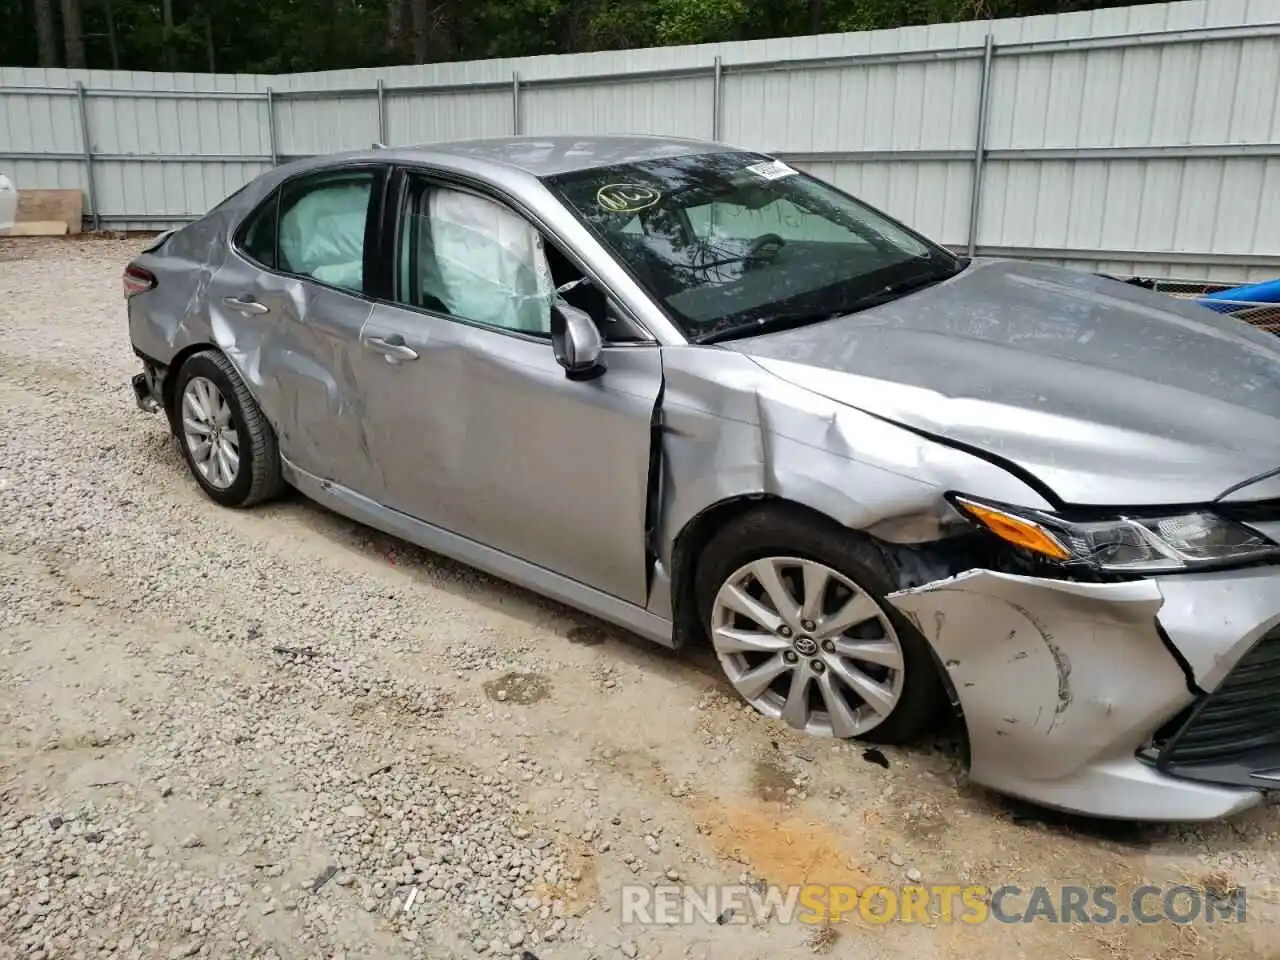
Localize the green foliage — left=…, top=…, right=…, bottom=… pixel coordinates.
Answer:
left=655, top=0, right=748, bottom=45
left=0, top=0, right=1169, bottom=73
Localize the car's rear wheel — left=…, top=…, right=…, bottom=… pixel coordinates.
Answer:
left=172, top=350, right=285, bottom=508
left=695, top=505, right=942, bottom=745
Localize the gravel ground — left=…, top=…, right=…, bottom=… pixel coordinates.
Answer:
left=2, top=235, right=1280, bottom=960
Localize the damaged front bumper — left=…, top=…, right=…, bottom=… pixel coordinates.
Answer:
left=888, top=564, right=1280, bottom=821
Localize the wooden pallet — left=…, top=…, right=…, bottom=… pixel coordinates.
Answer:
left=0, top=189, right=83, bottom=236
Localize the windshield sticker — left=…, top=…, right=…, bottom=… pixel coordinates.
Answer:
left=744, top=160, right=798, bottom=181
left=596, top=183, right=661, bottom=214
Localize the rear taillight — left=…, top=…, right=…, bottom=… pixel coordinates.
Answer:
left=123, top=263, right=156, bottom=299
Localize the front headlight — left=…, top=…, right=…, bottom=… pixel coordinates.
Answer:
left=952, top=495, right=1280, bottom=574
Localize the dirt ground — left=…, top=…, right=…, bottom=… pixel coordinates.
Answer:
left=2, top=236, right=1280, bottom=960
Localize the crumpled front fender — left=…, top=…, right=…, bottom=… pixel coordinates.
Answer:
left=887, top=571, right=1220, bottom=817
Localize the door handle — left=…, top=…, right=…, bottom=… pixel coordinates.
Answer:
left=223, top=295, right=269, bottom=316
left=364, top=335, right=419, bottom=363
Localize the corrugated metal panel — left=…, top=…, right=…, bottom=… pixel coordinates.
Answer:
left=979, top=20, right=1280, bottom=263
left=2, top=0, right=1279, bottom=280
left=0, top=86, right=86, bottom=213
left=274, top=98, right=381, bottom=156
left=724, top=58, right=983, bottom=155
left=522, top=77, right=713, bottom=139
left=93, top=160, right=268, bottom=221
left=387, top=90, right=512, bottom=144
left=0, top=90, right=80, bottom=154
left=86, top=86, right=267, bottom=157
left=1, top=157, right=89, bottom=203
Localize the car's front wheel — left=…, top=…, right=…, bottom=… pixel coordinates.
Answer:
left=171, top=350, right=285, bottom=508
left=695, top=505, right=942, bottom=745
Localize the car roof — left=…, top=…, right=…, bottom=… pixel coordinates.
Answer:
left=295, top=135, right=747, bottom=179
left=216, top=135, right=761, bottom=233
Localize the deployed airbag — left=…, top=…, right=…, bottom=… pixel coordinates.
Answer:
left=279, top=181, right=371, bottom=292
left=425, top=189, right=553, bottom=334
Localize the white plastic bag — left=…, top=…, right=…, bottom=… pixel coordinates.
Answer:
left=0, top=175, right=17, bottom=233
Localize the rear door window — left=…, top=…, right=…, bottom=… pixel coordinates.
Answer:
left=237, top=192, right=279, bottom=269
left=277, top=171, right=376, bottom=294
left=233, top=168, right=380, bottom=295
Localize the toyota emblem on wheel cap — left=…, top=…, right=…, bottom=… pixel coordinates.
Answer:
left=793, top=636, right=818, bottom=656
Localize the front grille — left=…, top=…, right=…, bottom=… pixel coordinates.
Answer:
left=1155, top=630, right=1280, bottom=785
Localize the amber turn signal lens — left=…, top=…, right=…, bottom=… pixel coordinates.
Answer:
left=954, top=498, right=1072, bottom=561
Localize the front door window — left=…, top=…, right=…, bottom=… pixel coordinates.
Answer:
left=397, top=182, right=554, bottom=335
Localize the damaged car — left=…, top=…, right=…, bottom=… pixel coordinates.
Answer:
left=125, top=135, right=1280, bottom=821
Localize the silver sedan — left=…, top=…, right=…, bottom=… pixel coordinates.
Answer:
left=124, top=135, right=1280, bottom=822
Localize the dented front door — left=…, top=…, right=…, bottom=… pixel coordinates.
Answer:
left=355, top=301, right=664, bottom=606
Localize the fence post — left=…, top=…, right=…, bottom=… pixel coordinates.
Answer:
left=512, top=72, right=522, bottom=135
left=265, top=86, right=279, bottom=165
left=376, top=78, right=387, bottom=144
left=74, top=81, right=100, bottom=232
left=966, top=32, right=995, bottom=258
left=711, top=56, right=723, bottom=141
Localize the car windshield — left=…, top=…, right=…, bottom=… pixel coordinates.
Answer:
left=544, top=151, right=963, bottom=342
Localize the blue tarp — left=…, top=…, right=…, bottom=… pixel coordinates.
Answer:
left=1201, top=277, right=1280, bottom=304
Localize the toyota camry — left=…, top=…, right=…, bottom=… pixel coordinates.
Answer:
left=124, top=135, right=1280, bottom=821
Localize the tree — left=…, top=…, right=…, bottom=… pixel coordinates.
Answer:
left=59, top=0, right=84, bottom=67
left=161, top=0, right=175, bottom=70
left=386, top=0, right=408, bottom=58
left=101, top=0, right=119, bottom=69
left=32, top=0, right=59, bottom=66
left=0, top=0, right=1175, bottom=73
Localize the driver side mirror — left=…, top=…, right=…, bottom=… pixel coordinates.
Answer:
left=551, top=303, right=606, bottom=381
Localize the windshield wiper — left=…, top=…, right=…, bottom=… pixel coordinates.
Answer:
left=695, top=310, right=845, bottom=344
left=847, top=264, right=960, bottom=309
left=694, top=261, right=966, bottom=345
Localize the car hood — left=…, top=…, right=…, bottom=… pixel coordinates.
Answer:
left=726, top=259, right=1280, bottom=506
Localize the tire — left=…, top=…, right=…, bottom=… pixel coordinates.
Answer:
left=171, top=350, right=286, bottom=508
left=695, top=503, right=942, bottom=745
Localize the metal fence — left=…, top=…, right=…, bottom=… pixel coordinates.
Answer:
left=1126, top=278, right=1280, bottom=334
left=2, top=0, right=1280, bottom=282
left=1190, top=300, right=1280, bottom=333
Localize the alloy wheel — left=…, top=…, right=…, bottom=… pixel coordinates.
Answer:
left=181, top=376, right=240, bottom=490
left=710, top=556, right=906, bottom=738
